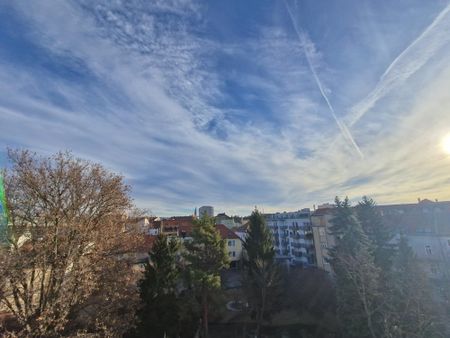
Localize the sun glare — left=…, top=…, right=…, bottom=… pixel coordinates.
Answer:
left=443, top=134, right=450, bottom=155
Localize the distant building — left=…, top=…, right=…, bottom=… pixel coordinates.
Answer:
left=159, top=215, right=197, bottom=238
left=126, top=216, right=158, bottom=235
left=311, top=199, right=450, bottom=282
left=199, top=206, right=214, bottom=217
left=265, top=209, right=315, bottom=267
left=158, top=217, right=242, bottom=269
left=233, top=224, right=248, bottom=242
left=379, top=199, right=450, bottom=281
left=216, top=224, right=243, bottom=269
left=215, top=213, right=242, bottom=229
left=310, top=205, right=336, bottom=273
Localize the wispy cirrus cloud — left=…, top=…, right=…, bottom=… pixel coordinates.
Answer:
left=346, top=3, right=450, bottom=127
left=284, top=0, right=364, bottom=158
left=1, top=0, right=450, bottom=216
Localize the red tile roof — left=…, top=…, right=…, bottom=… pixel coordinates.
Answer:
left=216, top=224, right=240, bottom=240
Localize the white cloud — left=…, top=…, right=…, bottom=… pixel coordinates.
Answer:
left=1, top=0, right=450, bottom=216
left=346, top=3, right=450, bottom=127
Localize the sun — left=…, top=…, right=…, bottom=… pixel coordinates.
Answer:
left=442, top=134, right=450, bottom=155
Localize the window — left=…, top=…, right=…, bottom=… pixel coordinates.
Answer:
left=425, top=245, right=432, bottom=255
left=229, top=251, right=235, bottom=257
left=228, top=240, right=235, bottom=247
left=319, top=228, right=326, bottom=236
left=321, top=242, right=327, bottom=248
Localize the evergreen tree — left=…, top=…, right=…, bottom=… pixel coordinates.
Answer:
left=384, top=236, right=439, bottom=337
left=329, top=197, right=372, bottom=256
left=136, top=234, right=181, bottom=337
left=356, top=196, right=394, bottom=269
left=185, top=215, right=229, bottom=338
left=243, top=209, right=280, bottom=337
left=329, top=197, right=380, bottom=338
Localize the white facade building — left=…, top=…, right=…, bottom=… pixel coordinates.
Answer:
left=265, top=209, right=315, bottom=266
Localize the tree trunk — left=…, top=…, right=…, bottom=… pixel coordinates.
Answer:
left=202, top=289, right=209, bottom=338
left=255, top=287, right=266, bottom=338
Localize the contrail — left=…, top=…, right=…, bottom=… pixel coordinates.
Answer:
left=381, top=4, right=450, bottom=82
left=348, top=3, right=450, bottom=127
left=284, top=0, right=364, bottom=158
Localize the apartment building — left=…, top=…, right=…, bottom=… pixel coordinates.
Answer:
left=379, top=199, right=450, bottom=280
left=265, top=209, right=315, bottom=267
left=311, top=204, right=335, bottom=273
left=311, top=199, right=450, bottom=282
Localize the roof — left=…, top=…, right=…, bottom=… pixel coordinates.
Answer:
left=216, top=224, right=240, bottom=240
left=311, top=208, right=335, bottom=216
left=178, top=223, right=194, bottom=237
left=233, top=224, right=248, bottom=232
left=134, top=235, right=158, bottom=253
left=165, top=215, right=196, bottom=221
left=377, top=202, right=450, bottom=235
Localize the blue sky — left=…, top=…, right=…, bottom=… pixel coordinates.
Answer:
left=1, top=0, right=450, bottom=216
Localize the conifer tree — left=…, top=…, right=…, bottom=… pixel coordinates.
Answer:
left=329, top=197, right=380, bottom=338
left=243, top=209, right=280, bottom=337
left=383, top=236, right=439, bottom=337
left=356, top=196, right=393, bottom=269
left=185, top=215, right=229, bottom=338
left=137, top=234, right=181, bottom=337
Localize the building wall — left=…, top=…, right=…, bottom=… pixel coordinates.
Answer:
left=234, top=230, right=247, bottom=242
left=225, top=237, right=243, bottom=265
left=379, top=200, right=450, bottom=281
left=310, top=200, right=450, bottom=280
left=265, top=209, right=315, bottom=266
left=199, top=206, right=214, bottom=217
left=217, top=218, right=238, bottom=229
left=405, top=234, right=450, bottom=280
left=311, top=210, right=335, bottom=273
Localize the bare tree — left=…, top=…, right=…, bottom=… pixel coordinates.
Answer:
left=335, top=251, right=381, bottom=338
left=0, top=150, right=142, bottom=337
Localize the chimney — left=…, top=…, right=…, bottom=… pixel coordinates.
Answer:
left=418, top=198, right=421, bottom=203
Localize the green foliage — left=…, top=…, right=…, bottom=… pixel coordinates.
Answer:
left=186, top=215, right=230, bottom=289
left=243, top=209, right=280, bottom=336
left=136, top=234, right=182, bottom=337
left=244, top=210, right=275, bottom=262
left=142, top=234, right=180, bottom=296
left=282, top=269, right=336, bottom=318
left=329, top=197, right=380, bottom=338
left=330, top=196, right=441, bottom=338
left=383, top=236, right=440, bottom=337
left=356, top=196, right=394, bottom=269
left=185, top=215, right=229, bottom=337
left=329, top=196, right=371, bottom=256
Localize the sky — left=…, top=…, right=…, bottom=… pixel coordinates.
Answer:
left=1, top=0, right=450, bottom=216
